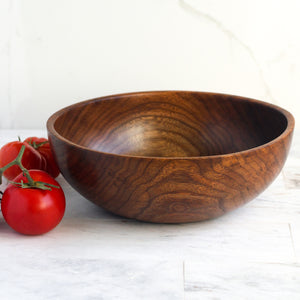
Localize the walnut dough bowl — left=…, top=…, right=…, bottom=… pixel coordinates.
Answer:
left=47, top=91, right=294, bottom=223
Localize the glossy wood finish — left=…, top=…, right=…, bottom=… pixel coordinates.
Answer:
left=47, top=91, right=294, bottom=223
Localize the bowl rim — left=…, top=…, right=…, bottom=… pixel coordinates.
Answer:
left=47, top=90, right=295, bottom=160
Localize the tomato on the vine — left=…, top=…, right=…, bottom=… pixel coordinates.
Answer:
left=0, top=141, right=46, bottom=181
left=24, top=137, right=60, bottom=178
left=1, top=170, right=65, bottom=235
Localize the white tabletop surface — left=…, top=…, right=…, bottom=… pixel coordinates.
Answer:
left=0, top=129, right=299, bottom=300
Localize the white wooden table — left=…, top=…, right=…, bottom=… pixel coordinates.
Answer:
left=0, top=129, right=299, bottom=300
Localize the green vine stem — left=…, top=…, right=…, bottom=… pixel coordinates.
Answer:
left=0, top=145, right=32, bottom=185
left=0, top=145, right=59, bottom=191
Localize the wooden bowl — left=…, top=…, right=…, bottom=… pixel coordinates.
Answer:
left=47, top=91, right=294, bottom=223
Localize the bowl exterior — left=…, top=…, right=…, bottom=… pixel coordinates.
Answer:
left=48, top=126, right=293, bottom=223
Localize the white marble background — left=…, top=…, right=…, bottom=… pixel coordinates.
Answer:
left=0, top=0, right=299, bottom=129
left=0, top=1, right=300, bottom=298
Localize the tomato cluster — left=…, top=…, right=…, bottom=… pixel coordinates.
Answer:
left=0, top=137, right=65, bottom=235
left=0, top=137, right=59, bottom=180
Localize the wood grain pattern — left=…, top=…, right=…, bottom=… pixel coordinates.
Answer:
left=47, top=91, right=294, bottom=223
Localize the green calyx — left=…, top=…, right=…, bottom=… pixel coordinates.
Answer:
left=26, top=137, right=49, bottom=149
left=0, top=145, right=59, bottom=191
left=10, top=180, right=59, bottom=191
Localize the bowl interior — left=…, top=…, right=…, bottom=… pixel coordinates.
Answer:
left=53, top=92, right=288, bottom=157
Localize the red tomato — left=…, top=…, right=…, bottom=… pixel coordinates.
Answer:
left=1, top=170, right=65, bottom=235
left=0, top=142, right=46, bottom=181
left=24, top=137, right=60, bottom=178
